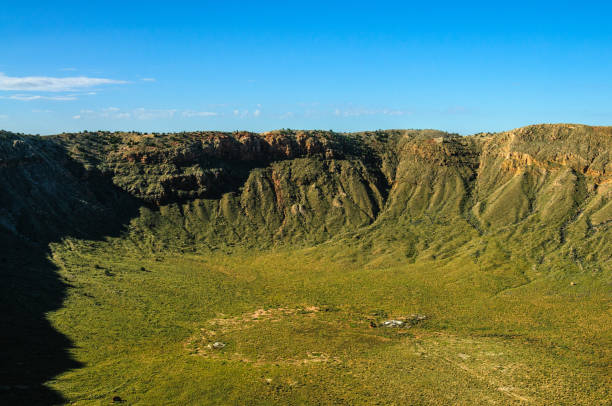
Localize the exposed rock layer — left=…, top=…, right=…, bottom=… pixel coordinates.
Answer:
left=0, top=125, right=610, bottom=266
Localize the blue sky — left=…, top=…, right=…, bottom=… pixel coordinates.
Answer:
left=1, top=1, right=612, bottom=135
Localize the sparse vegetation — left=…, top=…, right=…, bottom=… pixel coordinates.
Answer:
left=0, top=124, right=610, bottom=405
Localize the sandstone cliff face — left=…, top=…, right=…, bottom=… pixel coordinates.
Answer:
left=1, top=125, right=610, bottom=266
left=473, top=125, right=611, bottom=229
left=53, top=130, right=345, bottom=205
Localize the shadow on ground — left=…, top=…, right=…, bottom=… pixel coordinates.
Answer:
left=0, top=135, right=142, bottom=405
left=0, top=232, right=82, bottom=405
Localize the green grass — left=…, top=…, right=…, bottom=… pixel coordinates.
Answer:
left=3, top=125, right=610, bottom=404
left=44, top=239, right=611, bottom=405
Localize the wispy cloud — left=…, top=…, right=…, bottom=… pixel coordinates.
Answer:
left=182, top=110, right=219, bottom=118
left=74, top=107, right=184, bottom=120
left=0, top=72, right=127, bottom=92
left=334, top=108, right=376, bottom=117
left=74, top=108, right=127, bottom=120
left=133, top=108, right=176, bottom=119
left=141, top=78, right=156, bottom=82
left=1, top=94, right=77, bottom=101
left=232, top=109, right=261, bottom=118
left=381, top=109, right=411, bottom=116
left=0, top=114, right=8, bottom=120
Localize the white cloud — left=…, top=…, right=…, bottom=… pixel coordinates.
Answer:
left=382, top=109, right=412, bottom=116
left=0, top=72, right=127, bottom=92
left=335, top=108, right=376, bottom=117
left=0, top=114, right=8, bottom=119
left=32, top=109, right=52, bottom=113
left=73, top=107, right=224, bottom=121
left=233, top=109, right=250, bottom=118
left=182, top=110, right=219, bottom=118
left=279, top=112, right=294, bottom=119
left=1, top=94, right=77, bottom=101
left=3, top=91, right=99, bottom=101
left=133, top=107, right=176, bottom=120
left=76, top=107, right=169, bottom=120
left=141, top=78, right=156, bottom=82
left=232, top=109, right=260, bottom=118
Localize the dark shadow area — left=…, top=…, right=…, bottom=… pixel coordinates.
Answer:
left=0, top=131, right=341, bottom=404
left=0, top=130, right=390, bottom=404
left=0, top=231, right=81, bottom=405
left=0, top=134, right=142, bottom=405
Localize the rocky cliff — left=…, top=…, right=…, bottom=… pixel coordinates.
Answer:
left=1, top=124, right=610, bottom=267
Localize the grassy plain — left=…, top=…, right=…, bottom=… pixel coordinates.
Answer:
left=44, top=237, right=611, bottom=405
